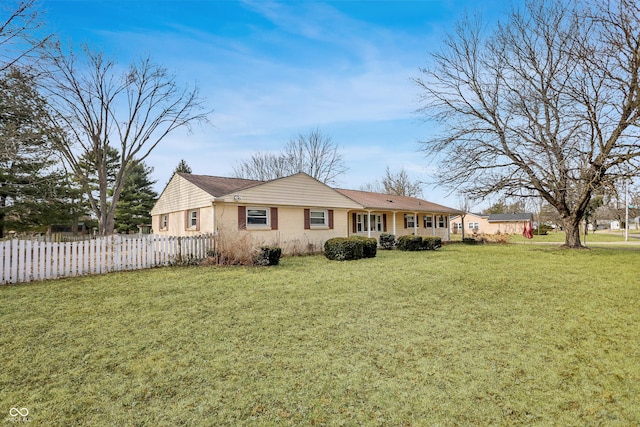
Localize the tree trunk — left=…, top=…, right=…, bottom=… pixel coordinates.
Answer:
left=562, top=216, right=584, bottom=248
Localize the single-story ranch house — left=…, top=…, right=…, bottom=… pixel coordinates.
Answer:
left=450, top=212, right=533, bottom=235
left=151, top=172, right=461, bottom=253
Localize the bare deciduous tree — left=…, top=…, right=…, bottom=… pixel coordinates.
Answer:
left=233, top=128, right=347, bottom=185
left=457, top=196, right=473, bottom=240
left=232, top=151, right=293, bottom=182
left=361, top=167, right=423, bottom=197
left=0, top=0, right=51, bottom=71
left=414, top=0, right=640, bottom=248
left=42, top=46, right=210, bottom=235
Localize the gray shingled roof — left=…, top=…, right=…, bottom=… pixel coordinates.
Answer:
left=487, top=213, right=533, bottom=222
left=335, top=188, right=461, bottom=214
left=174, top=173, right=460, bottom=213
left=177, top=173, right=264, bottom=197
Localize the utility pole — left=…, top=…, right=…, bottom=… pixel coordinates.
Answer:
left=625, top=179, right=629, bottom=242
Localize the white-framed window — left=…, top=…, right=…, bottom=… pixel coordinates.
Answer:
left=161, top=214, right=168, bottom=230
left=424, top=215, right=433, bottom=228
left=372, top=214, right=383, bottom=231
left=310, top=210, right=327, bottom=227
left=188, top=210, right=198, bottom=229
left=357, top=213, right=383, bottom=232
left=438, top=215, right=447, bottom=228
left=468, top=222, right=479, bottom=230
left=405, top=214, right=416, bottom=228
left=247, top=208, right=269, bottom=226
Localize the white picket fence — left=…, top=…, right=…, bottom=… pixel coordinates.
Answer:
left=0, top=234, right=215, bottom=285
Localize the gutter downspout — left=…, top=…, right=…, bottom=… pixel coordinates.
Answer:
left=211, top=200, right=216, bottom=234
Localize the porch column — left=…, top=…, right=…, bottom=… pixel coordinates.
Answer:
left=367, top=210, right=372, bottom=238
left=414, top=213, right=418, bottom=235
left=392, top=211, right=397, bottom=236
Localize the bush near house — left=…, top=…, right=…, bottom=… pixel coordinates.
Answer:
left=324, top=237, right=365, bottom=261
left=397, top=235, right=442, bottom=251
left=422, top=236, right=442, bottom=250
left=379, top=233, right=396, bottom=250
left=397, top=235, right=424, bottom=251
left=254, top=246, right=282, bottom=266
left=351, top=236, right=377, bottom=258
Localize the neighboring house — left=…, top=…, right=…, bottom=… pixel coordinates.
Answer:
left=150, top=172, right=460, bottom=253
left=450, top=212, right=533, bottom=235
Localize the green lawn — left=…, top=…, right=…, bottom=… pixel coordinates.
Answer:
left=2, top=245, right=639, bottom=426
left=478, top=230, right=640, bottom=244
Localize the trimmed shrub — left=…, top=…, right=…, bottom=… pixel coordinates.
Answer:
left=352, top=236, right=377, bottom=258
left=254, top=246, right=282, bottom=266
left=535, top=224, right=553, bottom=235
left=379, top=233, right=396, bottom=250
left=422, top=236, right=442, bottom=250
left=324, top=237, right=364, bottom=261
left=463, top=237, right=479, bottom=245
left=397, top=235, right=423, bottom=251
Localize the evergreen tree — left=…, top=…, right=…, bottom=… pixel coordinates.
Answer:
left=0, top=68, right=68, bottom=237
left=166, top=159, right=192, bottom=186
left=174, top=159, right=192, bottom=174
left=114, top=161, right=157, bottom=233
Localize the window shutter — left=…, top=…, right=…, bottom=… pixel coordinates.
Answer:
left=383, top=214, right=387, bottom=232
left=352, top=213, right=357, bottom=233
left=238, top=206, right=246, bottom=230
left=195, top=208, right=200, bottom=231
left=184, top=210, right=189, bottom=230
left=271, top=207, right=278, bottom=230
left=404, top=214, right=407, bottom=229
left=328, top=210, right=334, bottom=230
left=304, top=209, right=311, bottom=230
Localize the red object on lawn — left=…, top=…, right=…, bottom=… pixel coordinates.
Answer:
left=523, top=220, right=533, bottom=239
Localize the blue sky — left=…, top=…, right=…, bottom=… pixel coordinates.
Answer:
left=40, top=0, right=516, bottom=208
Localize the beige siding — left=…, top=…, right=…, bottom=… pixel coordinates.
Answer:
left=153, top=206, right=214, bottom=236
left=450, top=214, right=526, bottom=235
left=223, top=173, right=362, bottom=209
left=215, top=203, right=350, bottom=254
left=485, top=221, right=526, bottom=234
left=451, top=214, right=485, bottom=236
left=151, top=174, right=214, bottom=215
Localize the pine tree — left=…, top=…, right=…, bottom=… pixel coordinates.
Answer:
left=0, top=68, right=69, bottom=237
left=174, top=159, right=192, bottom=174
left=114, top=161, right=157, bottom=233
